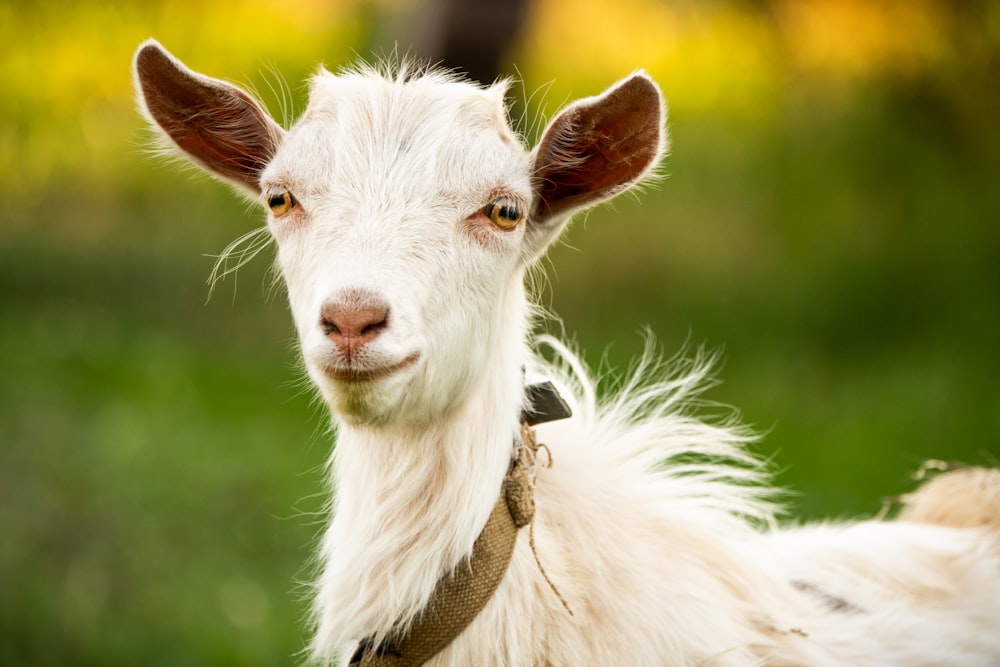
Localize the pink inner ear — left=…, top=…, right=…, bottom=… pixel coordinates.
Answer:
left=534, top=76, right=662, bottom=220
left=136, top=44, right=281, bottom=193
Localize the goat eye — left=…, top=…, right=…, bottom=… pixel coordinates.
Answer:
left=266, top=188, right=295, bottom=216
left=484, top=197, right=523, bottom=229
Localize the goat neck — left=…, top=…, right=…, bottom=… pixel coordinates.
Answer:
left=311, top=284, right=532, bottom=656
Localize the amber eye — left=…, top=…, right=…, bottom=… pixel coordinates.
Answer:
left=484, top=197, right=523, bottom=229
left=266, top=188, right=295, bottom=216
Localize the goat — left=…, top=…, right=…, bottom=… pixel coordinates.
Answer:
left=133, top=39, right=1000, bottom=666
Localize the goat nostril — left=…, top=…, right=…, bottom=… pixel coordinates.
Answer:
left=360, top=317, right=387, bottom=336
left=321, top=317, right=341, bottom=336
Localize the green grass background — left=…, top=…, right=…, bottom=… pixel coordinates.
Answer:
left=2, top=1, right=998, bottom=664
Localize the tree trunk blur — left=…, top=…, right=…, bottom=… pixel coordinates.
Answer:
left=418, top=0, right=531, bottom=84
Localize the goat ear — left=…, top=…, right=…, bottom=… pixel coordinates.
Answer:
left=133, top=40, right=284, bottom=196
left=527, top=73, right=666, bottom=251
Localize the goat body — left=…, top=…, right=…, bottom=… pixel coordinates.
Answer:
left=133, top=40, right=1000, bottom=666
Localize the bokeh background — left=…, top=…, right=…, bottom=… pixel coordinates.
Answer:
left=2, top=0, right=998, bottom=664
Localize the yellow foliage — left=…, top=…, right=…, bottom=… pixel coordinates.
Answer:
left=518, top=0, right=779, bottom=118
left=0, top=0, right=969, bottom=194
left=775, top=0, right=952, bottom=81
left=0, top=0, right=365, bottom=193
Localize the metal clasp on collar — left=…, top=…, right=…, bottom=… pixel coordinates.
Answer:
left=521, top=381, right=572, bottom=426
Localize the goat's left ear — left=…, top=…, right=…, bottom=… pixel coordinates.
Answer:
left=526, top=73, right=666, bottom=255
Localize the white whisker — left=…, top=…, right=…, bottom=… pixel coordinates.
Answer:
left=206, top=226, right=273, bottom=298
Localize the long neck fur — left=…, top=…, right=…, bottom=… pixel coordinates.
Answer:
left=310, top=278, right=531, bottom=659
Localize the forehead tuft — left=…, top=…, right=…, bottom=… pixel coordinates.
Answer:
left=303, top=63, right=514, bottom=135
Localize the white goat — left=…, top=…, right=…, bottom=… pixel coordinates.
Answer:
left=133, top=40, right=1000, bottom=666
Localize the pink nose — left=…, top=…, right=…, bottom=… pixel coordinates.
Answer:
left=320, top=291, right=390, bottom=359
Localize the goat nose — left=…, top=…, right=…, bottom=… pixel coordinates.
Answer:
left=320, top=294, right=390, bottom=358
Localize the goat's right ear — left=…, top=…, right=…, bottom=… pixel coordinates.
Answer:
left=132, top=40, right=284, bottom=196
left=526, top=73, right=666, bottom=257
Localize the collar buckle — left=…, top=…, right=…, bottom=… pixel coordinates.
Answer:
left=521, top=381, right=572, bottom=426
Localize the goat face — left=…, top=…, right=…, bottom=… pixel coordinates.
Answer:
left=133, top=40, right=666, bottom=426
left=261, top=72, right=535, bottom=424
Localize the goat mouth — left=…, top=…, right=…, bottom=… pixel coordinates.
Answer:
left=321, top=352, right=420, bottom=383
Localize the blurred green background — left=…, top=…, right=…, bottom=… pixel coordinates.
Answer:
left=2, top=0, right=998, bottom=664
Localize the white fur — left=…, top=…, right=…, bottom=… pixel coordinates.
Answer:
left=134, top=42, right=1000, bottom=666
